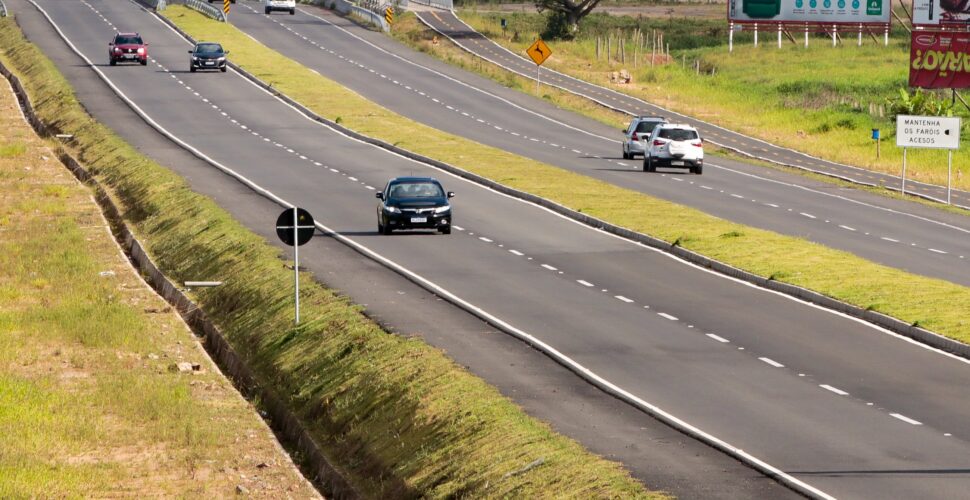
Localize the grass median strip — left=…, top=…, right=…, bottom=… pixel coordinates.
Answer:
left=161, top=6, right=970, bottom=343
left=0, top=62, right=317, bottom=497
left=0, top=16, right=656, bottom=498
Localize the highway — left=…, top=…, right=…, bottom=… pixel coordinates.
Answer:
left=191, top=1, right=970, bottom=289
left=9, top=0, right=970, bottom=498
left=418, top=9, right=970, bottom=209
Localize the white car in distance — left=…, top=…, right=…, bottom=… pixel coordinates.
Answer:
left=643, top=124, right=704, bottom=175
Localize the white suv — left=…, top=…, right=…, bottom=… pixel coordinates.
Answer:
left=622, top=116, right=666, bottom=159
left=643, top=124, right=704, bottom=174
left=264, top=0, right=295, bottom=14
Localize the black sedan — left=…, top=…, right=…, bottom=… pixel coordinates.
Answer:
left=188, top=42, right=228, bottom=73
left=376, top=177, right=454, bottom=235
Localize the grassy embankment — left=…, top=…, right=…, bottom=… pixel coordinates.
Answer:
left=162, top=6, right=970, bottom=341
left=0, top=62, right=317, bottom=496
left=0, top=15, right=656, bottom=499
left=452, top=10, right=969, bottom=190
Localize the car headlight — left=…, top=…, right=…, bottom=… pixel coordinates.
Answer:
left=217, top=57, right=226, bottom=62
left=384, top=206, right=401, bottom=214
left=433, top=205, right=450, bottom=214
left=137, top=48, right=145, bottom=54
left=192, top=56, right=198, bottom=61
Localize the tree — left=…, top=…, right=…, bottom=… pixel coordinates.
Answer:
left=534, top=0, right=603, bottom=38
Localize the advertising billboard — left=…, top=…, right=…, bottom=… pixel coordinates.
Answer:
left=728, top=0, right=890, bottom=23
left=913, top=0, right=970, bottom=25
left=909, top=31, right=970, bottom=88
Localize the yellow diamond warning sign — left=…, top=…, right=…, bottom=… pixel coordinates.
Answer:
left=526, top=38, right=551, bottom=66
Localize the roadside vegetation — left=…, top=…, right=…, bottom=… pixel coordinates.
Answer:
left=161, top=7, right=970, bottom=343
left=447, top=9, right=970, bottom=190
left=0, top=15, right=656, bottom=499
left=0, top=62, right=316, bottom=496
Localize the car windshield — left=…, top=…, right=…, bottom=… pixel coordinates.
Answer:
left=195, top=44, right=224, bottom=54
left=658, top=128, right=699, bottom=141
left=115, top=36, right=143, bottom=45
left=635, top=121, right=663, bottom=134
left=388, top=182, right=444, bottom=199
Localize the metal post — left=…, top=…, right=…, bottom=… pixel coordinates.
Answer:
left=832, top=24, right=837, bottom=46
left=755, top=23, right=759, bottom=47
left=858, top=24, right=862, bottom=46
left=948, top=150, right=953, bottom=204
left=293, top=206, right=300, bottom=324
left=536, top=64, right=540, bottom=95
left=729, top=23, right=734, bottom=52
left=778, top=25, right=782, bottom=48
left=902, top=147, right=908, bottom=195
left=884, top=26, right=889, bottom=46
left=805, top=24, right=809, bottom=48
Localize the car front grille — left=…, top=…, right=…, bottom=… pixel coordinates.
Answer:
left=401, top=208, right=436, bottom=215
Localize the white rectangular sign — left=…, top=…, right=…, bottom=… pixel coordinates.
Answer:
left=728, top=0, right=890, bottom=24
left=896, top=115, right=961, bottom=149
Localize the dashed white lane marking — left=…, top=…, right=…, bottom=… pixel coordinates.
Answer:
left=701, top=185, right=713, bottom=190
left=329, top=168, right=339, bottom=173
left=571, top=149, right=582, bottom=154
left=730, top=194, right=745, bottom=199
left=541, top=264, right=558, bottom=271
left=479, top=236, right=493, bottom=243
left=365, top=185, right=375, bottom=190
left=759, top=357, right=785, bottom=368
left=820, top=384, right=849, bottom=396
left=577, top=279, right=594, bottom=287
left=657, top=312, right=678, bottom=321
left=617, top=162, right=628, bottom=167
left=929, top=248, right=948, bottom=254
left=452, top=226, right=465, bottom=231
left=615, top=295, right=634, bottom=303
left=508, top=249, right=524, bottom=256
left=838, top=225, right=856, bottom=231
left=881, top=236, right=900, bottom=242
left=706, top=333, right=730, bottom=343
left=800, top=212, right=817, bottom=219
left=763, top=203, right=779, bottom=208
left=890, top=413, right=923, bottom=425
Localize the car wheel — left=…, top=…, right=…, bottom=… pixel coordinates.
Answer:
left=622, top=149, right=630, bottom=160
left=220, top=66, right=227, bottom=73
left=190, top=66, right=196, bottom=72
left=265, top=7, right=270, bottom=13
left=290, top=8, right=295, bottom=14
left=439, top=226, right=451, bottom=235
left=694, top=163, right=703, bottom=175
left=381, top=223, right=393, bottom=235
left=109, top=59, right=116, bottom=66
left=140, top=59, right=147, bottom=66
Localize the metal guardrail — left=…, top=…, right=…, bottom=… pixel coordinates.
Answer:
left=408, top=0, right=451, bottom=11
left=333, top=0, right=388, bottom=31
left=182, top=0, right=225, bottom=22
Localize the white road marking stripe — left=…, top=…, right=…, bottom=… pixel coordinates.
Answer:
left=701, top=185, right=713, bottom=190
left=881, top=236, right=899, bottom=242
left=706, top=333, right=730, bottom=343
left=348, top=176, right=358, bottom=181
left=890, top=413, right=923, bottom=425
left=820, top=384, right=849, bottom=396
left=759, top=357, right=785, bottom=368
left=572, top=149, right=582, bottom=153
left=730, top=194, right=744, bottom=199
left=479, top=237, right=493, bottom=242
left=839, top=225, right=856, bottom=231
left=365, top=186, right=375, bottom=190
left=929, top=248, right=947, bottom=254
left=541, top=264, right=558, bottom=271
left=615, top=295, right=634, bottom=303
left=577, top=279, right=594, bottom=287
left=508, top=249, right=524, bottom=256
left=452, top=226, right=465, bottom=231
left=763, top=203, right=779, bottom=207
left=617, top=162, right=628, bottom=167
left=800, top=212, right=816, bottom=219
left=657, top=312, right=678, bottom=321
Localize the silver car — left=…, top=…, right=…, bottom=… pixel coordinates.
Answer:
left=622, top=116, right=667, bottom=159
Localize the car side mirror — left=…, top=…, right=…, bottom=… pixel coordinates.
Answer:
left=224, top=50, right=230, bottom=55
left=375, top=192, right=383, bottom=200
left=447, top=192, right=455, bottom=198
left=187, top=50, right=193, bottom=53
left=109, top=43, right=114, bottom=46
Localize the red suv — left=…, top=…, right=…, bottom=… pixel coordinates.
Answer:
left=108, top=32, right=147, bottom=66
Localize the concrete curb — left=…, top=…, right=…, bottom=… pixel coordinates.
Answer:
left=153, top=13, right=970, bottom=362
left=0, top=48, right=357, bottom=500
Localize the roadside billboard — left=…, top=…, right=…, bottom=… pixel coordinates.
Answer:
left=728, top=0, right=890, bottom=24
left=913, top=0, right=970, bottom=25
left=909, top=31, right=970, bottom=88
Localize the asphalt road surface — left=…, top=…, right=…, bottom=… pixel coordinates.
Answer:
left=208, top=2, right=970, bottom=288
left=10, top=0, right=970, bottom=498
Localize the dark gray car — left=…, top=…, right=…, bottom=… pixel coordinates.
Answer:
left=188, top=42, right=228, bottom=73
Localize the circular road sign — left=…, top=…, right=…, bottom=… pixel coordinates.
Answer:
left=276, top=207, right=315, bottom=246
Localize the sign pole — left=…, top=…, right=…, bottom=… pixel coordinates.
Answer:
left=754, top=23, right=758, bottom=47
left=729, top=23, right=734, bottom=53
left=293, top=206, right=300, bottom=324
left=902, top=147, right=907, bottom=195
left=536, top=64, right=540, bottom=95
left=805, top=24, right=809, bottom=48
left=948, top=150, right=953, bottom=205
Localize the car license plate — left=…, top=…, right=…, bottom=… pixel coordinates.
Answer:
left=123, top=54, right=136, bottom=59
left=410, top=217, right=427, bottom=223
left=205, top=61, right=215, bottom=65
left=671, top=161, right=685, bottom=166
